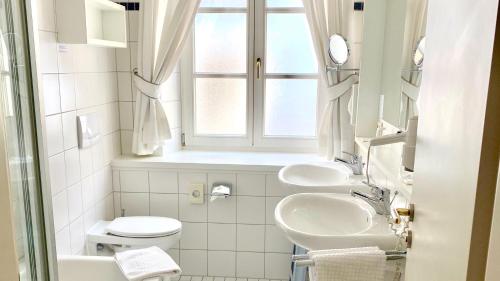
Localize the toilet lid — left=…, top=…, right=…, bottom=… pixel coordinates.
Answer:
left=106, top=216, right=182, bottom=238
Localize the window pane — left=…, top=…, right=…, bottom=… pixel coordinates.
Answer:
left=195, top=78, right=247, bottom=135
left=195, top=13, right=247, bottom=73
left=266, top=13, right=317, bottom=73
left=266, top=0, right=303, bottom=8
left=200, top=0, right=247, bottom=8
left=265, top=79, right=317, bottom=137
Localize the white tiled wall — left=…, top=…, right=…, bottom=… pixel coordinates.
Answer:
left=112, top=168, right=293, bottom=280
left=116, top=0, right=182, bottom=154
left=36, top=0, right=120, bottom=255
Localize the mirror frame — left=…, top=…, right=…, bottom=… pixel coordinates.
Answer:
left=328, top=33, right=351, bottom=66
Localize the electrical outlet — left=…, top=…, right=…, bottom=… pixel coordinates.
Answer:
left=190, top=183, right=204, bottom=204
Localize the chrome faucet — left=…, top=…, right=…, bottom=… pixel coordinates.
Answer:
left=351, top=182, right=392, bottom=216
left=335, top=151, right=364, bottom=175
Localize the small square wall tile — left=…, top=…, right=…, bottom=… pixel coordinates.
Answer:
left=166, top=248, right=180, bottom=264
left=119, top=170, right=149, bottom=192
left=208, top=251, right=236, bottom=277
left=128, top=11, right=139, bottom=41
left=59, top=74, right=76, bottom=112
left=37, top=0, right=56, bottom=31
left=79, top=147, right=93, bottom=178
left=180, top=222, right=207, bottom=250
left=179, top=194, right=207, bottom=222
left=265, top=197, right=282, bottom=225
left=208, top=195, right=236, bottom=223
left=237, top=174, right=265, bottom=196
left=55, top=227, right=71, bottom=255
left=115, top=48, right=131, bottom=72
left=264, top=253, right=291, bottom=280
left=57, top=44, right=74, bottom=74
left=49, top=153, right=67, bottom=195
left=53, top=190, right=69, bottom=232
left=66, top=183, right=83, bottom=222
left=39, top=31, right=58, bottom=74
left=46, top=114, right=64, bottom=156
left=179, top=173, right=207, bottom=194
left=265, top=225, right=292, bottom=253
left=43, top=74, right=61, bottom=115
left=237, top=196, right=265, bottom=224
left=121, top=192, right=149, bottom=216
left=237, top=224, right=265, bottom=252
left=61, top=111, right=78, bottom=150
left=236, top=252, right=265, bottom=278
left=150, top=193, right=179, bottom=218
left=149, top=171, right=178, bottom=193
left=117, top=72, right=133, bottom=101
left=64, top=148, right=81, bottom=186
left=112, top=170, right=120, bottom=191
left=69, top=216, right=85, bottom=254
left=81, top=176, right=95, bottom=210
left=180, top=250, right=207, bottom=276
left=265, top=174, right=291, bottom=197
left=119, top=102, right=134, bottom=130
left=120, top=130, right=133, bottom=155
left=207, top=223, right=236, bottom=251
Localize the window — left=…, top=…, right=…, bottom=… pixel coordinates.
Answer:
left=182, top=0, right=318, bottom=150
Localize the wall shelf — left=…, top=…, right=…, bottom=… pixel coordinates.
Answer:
left=56, top=0, right=127, bottom=48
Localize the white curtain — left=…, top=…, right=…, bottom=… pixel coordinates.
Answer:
left=400, top=0, right=428, bottom=126
left=132, top=0, right=201, bottom=155
left=303, top=0, right=355, bottom=160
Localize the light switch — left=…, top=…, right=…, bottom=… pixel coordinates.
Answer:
left=190, top=183, right=204, bottom=204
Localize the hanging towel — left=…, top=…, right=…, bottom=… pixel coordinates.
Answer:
left=115, top=246, right=181, bottom=281
left=308, top=247, right=386, bottom=281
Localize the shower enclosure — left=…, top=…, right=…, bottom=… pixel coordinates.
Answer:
left=1, top=0, right=55, bottom=279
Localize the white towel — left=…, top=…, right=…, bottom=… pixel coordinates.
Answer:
left=308, top=247, right=386, bottom=281
left=115, top=246, right=181, bottom=281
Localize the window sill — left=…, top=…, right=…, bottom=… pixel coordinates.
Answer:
left=112, top=150, right=324, bottom=172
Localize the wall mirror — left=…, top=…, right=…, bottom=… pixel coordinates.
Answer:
left=329, top=34, right=350, bottom=66
left=357, top=0, right=428, bottom=131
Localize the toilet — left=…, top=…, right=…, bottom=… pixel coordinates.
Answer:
left=86, top=216, right=182, bottom=256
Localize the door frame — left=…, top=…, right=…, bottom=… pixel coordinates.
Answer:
left=24, top=0, right=60, bottom=279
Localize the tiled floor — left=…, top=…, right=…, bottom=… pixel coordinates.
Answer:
left=173, top=276, right=287, bottom=281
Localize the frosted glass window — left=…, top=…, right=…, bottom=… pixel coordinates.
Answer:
left=200, top=0, right=247, bottom=8
left=266, top=0, right=303, bottom=8
left=264, top=79, right=317, bottom=137
left=195, top=13, right=247, bottom=73
left=266, top=13, right=317, bottom=74
left=195, top=78, right=247, bottom=135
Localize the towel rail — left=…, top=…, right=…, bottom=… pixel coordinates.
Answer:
left=292, top=250, right=407, bottom=267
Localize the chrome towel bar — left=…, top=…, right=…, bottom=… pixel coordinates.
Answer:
left=292, top=250, right=407, bottom=267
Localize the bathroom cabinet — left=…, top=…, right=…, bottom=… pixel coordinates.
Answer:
left=55, top=0, right=127, bottom=48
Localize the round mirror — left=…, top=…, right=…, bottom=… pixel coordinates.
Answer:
left=328, top=34, right=350, bottom=66
left=413, top=37, right=426, bottom=67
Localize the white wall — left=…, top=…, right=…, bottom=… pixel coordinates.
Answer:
left=112, top=166, right=292, bottom=280
left=36, top=0, right=120, bottom=255
left=116, top=0, right=182, bottom=155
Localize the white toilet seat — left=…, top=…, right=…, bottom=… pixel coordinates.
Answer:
left=106, top=216, right=182, bottom=238
left=86, top=217, right=182, bottom=255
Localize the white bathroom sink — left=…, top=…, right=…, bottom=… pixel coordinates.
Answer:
left=278, top=163, right=356, bottom=192
left=274, top=193, right=397, bottom=250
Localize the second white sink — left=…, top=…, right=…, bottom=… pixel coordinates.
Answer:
left=278, top=163, right=355, bottom=192
left=275, top=193, right=397, bottom=250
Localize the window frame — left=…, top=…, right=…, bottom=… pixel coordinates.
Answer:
left=181, top=0, right=318, bottom=151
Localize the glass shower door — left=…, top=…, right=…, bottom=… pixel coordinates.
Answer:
left=1, top=0, right=52, bottom=280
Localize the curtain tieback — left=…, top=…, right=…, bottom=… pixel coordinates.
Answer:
left=326, top=74, right=358, bottom=101
left=133, top=70, right=161, bottom=99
